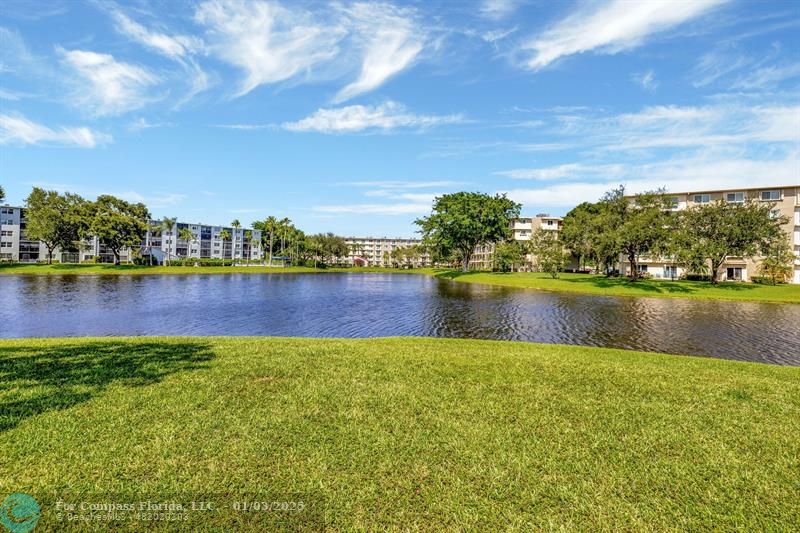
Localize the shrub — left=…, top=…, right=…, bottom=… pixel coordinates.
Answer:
left=683, top=274, right=712, bottom=282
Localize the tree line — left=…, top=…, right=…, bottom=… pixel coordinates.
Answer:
left=416, top=188, right=793, bottom=283
left=10, top=186, right=359, bottom=267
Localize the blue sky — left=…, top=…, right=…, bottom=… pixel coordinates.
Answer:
left=1, top=0, right=798, bottom=237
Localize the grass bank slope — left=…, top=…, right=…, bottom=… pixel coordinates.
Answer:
left=1, top=337, right=797, bottom=530
left=435, top=271, right=800, bottom=304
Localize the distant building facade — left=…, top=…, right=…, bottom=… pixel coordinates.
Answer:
left=343, top=236, right=427, bottom=267
left=0, top=206, right=262, bottom=263
left=620, top=185, right=800, bottom=283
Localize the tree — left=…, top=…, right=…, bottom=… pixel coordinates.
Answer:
left=601, top=186, right=673, bottom=280
left=244, top=230, right=253, bottom=263
left=675, top=199, right=787, bottom=284
left=86, top=195, right=149, bottom=265
left=493, top=240, right=524, bottom=272
left=230, top=219, right=241, bottom=265
left=0, top=184, right=5, bottom=203
left=178, top=228, right=195, bottom=260
left=257, top=216, right=280, bottom=267
left=145, top=222, right=162, bottom=266
left=279, top=217, right=291, bottom=256
left=162, top=217, right=177, bottom=264
left=529, top=229, right=568, bottom=278
left=561, top=202, right=603, bottom=271
left=416, top=192, right=521, bottom=272
left=23, top=188, right=86, bottom=264
left=218, top=229, right=231, bottom=266
left=759, top=235, right=794, bottom=285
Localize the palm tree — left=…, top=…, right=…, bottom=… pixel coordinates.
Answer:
left=244, top=230, right=253, bottom=264
left=162, top=217, right=177, bottom=264
left=146, top=222, right=161, bottom=266
left=279, top=217, right=291, bottom=258
left=230, top=219, right=241, bottom=265
left=178, top=228, right=194, bottom=263
left=218, top=229, right=231, bottom=266
left=263, top=216, right=279, bottom=267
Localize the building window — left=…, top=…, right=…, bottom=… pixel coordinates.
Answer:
left=760, top=190, right=780, bottom=201
left=693, top=194, right=710, bottom=203
left=726, top=192, right=744, bottom=203
left=726, top=267, right=743, bottom=281
left=636, top=264, right=648, bottom=272
left=669, top=197, right=680, bottom=209
left=663, top=266, right=677, bottom=279
left=546, top=220, right=554, bottom=226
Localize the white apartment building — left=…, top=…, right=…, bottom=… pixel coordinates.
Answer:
left=0, top=206, right=262, bottom=263
left=470, top=214, right=564, bottom=270
left=343, top=237, right=428, bottom=267
left=621, top=185, right=800, bottom=283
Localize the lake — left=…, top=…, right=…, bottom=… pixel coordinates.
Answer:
left=2, top=273, right=798, bottom=365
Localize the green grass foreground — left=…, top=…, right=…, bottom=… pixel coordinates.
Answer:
left=3, top=263, right=799, bottom=304
left=1, top=337, right=798, bottom=530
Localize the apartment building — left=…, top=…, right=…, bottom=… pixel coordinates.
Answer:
left=620, top=185, right=800, bottom=283
left=0, top=206, right=262, bottom=263
left=470, top=214, right=564, bottom=270
left=144, top=222, right=262, bottom=263
left=343, top=237, right=428, bottom=267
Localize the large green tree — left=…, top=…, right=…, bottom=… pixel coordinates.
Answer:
left=0, top=184, right=5, bottom=203
left=675, top=199, right=788, bottom=284
left=759, top=235, right=794, bottom=285
left=23, top=187, right=86, bottom=264
left=561, top=202, right=604, bottom=271
left=601, top=186, right=674, bottom=280
left=416, top=192, right=521, bottom=272
left=528, top=229, right=568, bottom=278
left=86, top=195, right=150, bottom=265
left=493, top=240, right=525, bottom=272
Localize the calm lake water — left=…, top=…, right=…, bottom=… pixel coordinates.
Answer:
left=2, top=273, right=799, bottom=365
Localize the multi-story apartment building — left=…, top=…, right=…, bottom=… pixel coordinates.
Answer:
left=343, top=237, right=428, bottom=267
left=144, top=222, right=262, bottom=263
left=470, top=214, right=564, bottom=270
left=620, top=185, right=800, bottom=283
left=0, top=206, right=262, bottom=263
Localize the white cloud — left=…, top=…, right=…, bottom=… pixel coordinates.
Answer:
left=521, top=0, right=728, bottom=70
left=106, top=4, right=210, bottom=103
left=504, top=152, right=799, bottom=208
left=333, top=2, right=426, bottom=103
left=631, top=69, right=658, bottom=91
left=115, top=191, right=186, bottom=208
left=0, top=113, right=111, bottom=148
left=58, top=48, right=160, bottom=116
left=282, top=101, right=464, bottom=133
left=732, top=62, right=800, bottom=90
left=313, top=202, right=432, bottom=215
left=345, top=180, right=464, bottom=189
left=195, top=0, right=344, bottom=98
left=495, top=163, right=626, bottom=180
left=479, top=0, right=518, bottom=21
left=127, top=117, right=174, bottom=132
left=108, top=6, right=201, bottom=60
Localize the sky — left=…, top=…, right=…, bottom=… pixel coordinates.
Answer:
left=1, top=0, right=799, bottom=237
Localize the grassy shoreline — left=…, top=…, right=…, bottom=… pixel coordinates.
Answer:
left=1, top=336, right=797, bottom=530
left=2, top=262, right=799, bottom=304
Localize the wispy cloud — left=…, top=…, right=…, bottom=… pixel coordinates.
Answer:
left=104, top=2, right=209, bottom=103
left=495, top=163, right=626, bottom=181
left=479, top=0, right=518, bottom=21
left=731, top=62, right=800, bottom=90
left=520, top=0, right=728, bottom=70
left=631, top=69, right=658, bottom=91
left=333, top=2, right=426, bottom=103
left=0, top=113, right=111, bottom=147
left=343, top=180, right=464, bottom=189
left=313, top=202, right=432, bottom=215
left=282, top=101, right=464, bottom=133
left=58, top=48, right=160, bottom=116
left=195, top=0, right=344, bottom=98
left=127, top=117, right=174, bottom=132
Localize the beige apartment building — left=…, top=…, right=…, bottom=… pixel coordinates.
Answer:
left=344, top=236, right=429, bottom=267
left=620, top=185, right=800, bottom=283
left=470, top=214, right=564, bottom=270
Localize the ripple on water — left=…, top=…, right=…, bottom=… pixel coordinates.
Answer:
left=1, top=273, right=798, bottom=365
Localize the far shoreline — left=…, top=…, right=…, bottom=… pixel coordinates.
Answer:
left=2, top=263, right=799, bottom=305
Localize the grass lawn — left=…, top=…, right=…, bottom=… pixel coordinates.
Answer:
left=1, top=337, right=798, bottom=530
left=434, top=271, right=800, bottom=304
left=2, top=263, right=798, bottom=304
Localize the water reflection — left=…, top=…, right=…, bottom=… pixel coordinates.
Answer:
left=1, top=273, right=798, bottom=365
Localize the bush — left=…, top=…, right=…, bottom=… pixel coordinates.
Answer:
left=683, top=274, right=712, bottom=282
left=751, top=275, right=784, bottom=285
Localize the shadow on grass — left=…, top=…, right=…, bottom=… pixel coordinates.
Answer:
left=0, top=340, right=215, bottom=432
left=433, top=270, right=760, bottom=295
